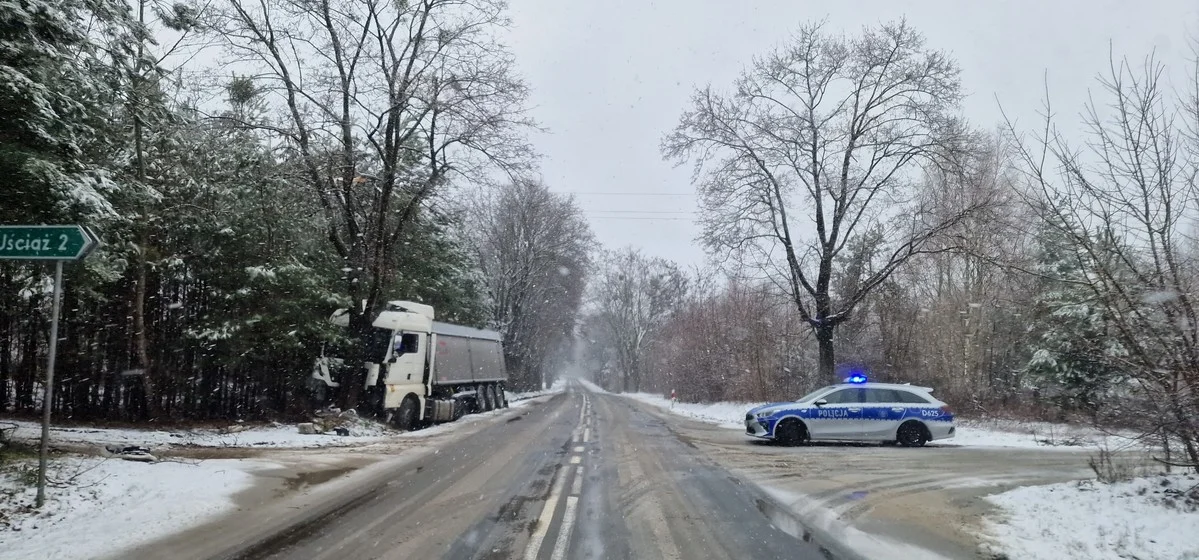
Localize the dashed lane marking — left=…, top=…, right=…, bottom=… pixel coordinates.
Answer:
left=571, top=466, right=583, bottom=496
left=583, top=428, right=590, bottom=443
left=569, top=455, right=581, bottom=465
left=549, top=496, right=579, bottom=560
left=523, top=467, right=567, bottom=560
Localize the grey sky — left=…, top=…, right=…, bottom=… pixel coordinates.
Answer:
left=504, top=0, right=1198, bottom=267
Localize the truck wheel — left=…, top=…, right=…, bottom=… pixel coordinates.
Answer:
left=485, top=385, right=498, bottom=411
left=897, top=421, right=929, bottom=447
left=394, top=396, right=419, bottom=431
left=478, top=384, right=493, bottom=412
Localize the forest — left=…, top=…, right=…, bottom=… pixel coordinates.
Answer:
left=0, top=0, right=590, bottom=420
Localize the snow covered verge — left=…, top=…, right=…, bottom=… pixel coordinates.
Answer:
left=618, top=391, right=1139, bottom=450
left=983, top=473, right=1199, bottom=560
left=4, top=417, right=391, bottom=450
left=506, top=377, right=568, bottom=403
left=622, top=392, right=749, bottom=429
left=574, top=377, right=607, bottom=394
left=0, top=456, right=270, bottom=560
left=953, top=417, right=1142, bottom=450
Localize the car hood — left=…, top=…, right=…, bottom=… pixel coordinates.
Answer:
left=747, top=402, right=794, bottom=416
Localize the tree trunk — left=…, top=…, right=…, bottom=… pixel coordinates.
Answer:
left=814, top=322, right=836, bottom=382
left=339, top=310, right=372, bottom=410
left=132, top=246, right=159, bottom=419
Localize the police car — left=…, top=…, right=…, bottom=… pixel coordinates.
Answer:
left=744, top=375, right=955, bottom=447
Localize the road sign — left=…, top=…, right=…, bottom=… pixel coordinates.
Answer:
left=0, top=225, right=99, bottom=260
left=0, top=224, right=100, bottom=507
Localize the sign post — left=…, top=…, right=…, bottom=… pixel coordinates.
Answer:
left=0, top=225, right=99, bottom=507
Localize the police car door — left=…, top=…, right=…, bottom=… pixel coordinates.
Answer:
left=809, top=388, right=865, bottom=439
left=861, top=388, right=903, bottom=440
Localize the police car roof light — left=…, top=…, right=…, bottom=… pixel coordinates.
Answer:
left=845, top=373, right=868, bottom=384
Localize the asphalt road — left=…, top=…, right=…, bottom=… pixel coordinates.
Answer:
left=158, top=382, right=833, bottom=560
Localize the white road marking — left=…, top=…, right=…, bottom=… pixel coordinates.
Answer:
left=583, top=428, right=590, bottom=443
left=573, top=446, right=585, bottom=452
left=571, top=466, right=583, bottom=496
left=549, top=496, right=580, bottom=560
left=524, top=467, right=568, bottom=560
left=569, top=455, right=581, bottom=465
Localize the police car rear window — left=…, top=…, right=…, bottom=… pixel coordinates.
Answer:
left=822, top=388, right=863, bottom=404
left=894, top=390, right=932, bottom=404
left=864, top=389, right=900, bottom=403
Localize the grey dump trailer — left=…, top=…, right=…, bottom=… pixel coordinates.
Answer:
left=313, top=300, right=509, bottom=429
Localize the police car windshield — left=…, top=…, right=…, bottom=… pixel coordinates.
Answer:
left=797, top=386, right=837, bottom=403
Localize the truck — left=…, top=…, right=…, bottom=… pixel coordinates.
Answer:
left=312, top=300, right=509, bottom=429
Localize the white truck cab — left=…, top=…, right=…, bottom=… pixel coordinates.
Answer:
left=314, top=301, right=508, bottom=429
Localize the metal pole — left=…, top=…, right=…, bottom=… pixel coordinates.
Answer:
left=36, top=260, right=63, bottom=508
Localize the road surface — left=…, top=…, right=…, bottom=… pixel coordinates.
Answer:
left=128, top=382, right=835, bottom=560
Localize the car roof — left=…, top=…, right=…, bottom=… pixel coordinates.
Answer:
left=829, top=382, right=936, bottom=393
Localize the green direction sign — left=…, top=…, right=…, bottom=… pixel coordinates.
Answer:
left=0, top=225, right=99, bottom=260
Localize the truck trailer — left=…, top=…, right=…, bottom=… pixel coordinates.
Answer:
left=312, top=300, right=508, bottom=429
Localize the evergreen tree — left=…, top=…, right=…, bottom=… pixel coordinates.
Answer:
left=1025, top=219, right=1128, bottom=413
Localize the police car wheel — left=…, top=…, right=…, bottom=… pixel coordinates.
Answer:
left=774, top=420, right=807, bottom=446
left=896, top=421, right=928, bottom=447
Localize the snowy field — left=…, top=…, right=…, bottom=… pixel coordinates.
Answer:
left=0, top=457, right=270, bottom=560
left=620, top=391, right=1141, bottom=450
left=4, top=418, right=391, bottom=450
left=984, top=474, right=1199, bottom=560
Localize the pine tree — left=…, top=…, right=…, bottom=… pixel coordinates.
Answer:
left=1025, top=219, right=1127, bottom=413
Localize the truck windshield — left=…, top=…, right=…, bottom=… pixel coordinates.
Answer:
left=365, top=328, right=393, bottom=363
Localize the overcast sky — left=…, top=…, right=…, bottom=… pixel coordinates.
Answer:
left=502, top=0, right=1198, bottom=267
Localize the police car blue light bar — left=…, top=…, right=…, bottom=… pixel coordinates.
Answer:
left=845, top=373, right=868, bottom=384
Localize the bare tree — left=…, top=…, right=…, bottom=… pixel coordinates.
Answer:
left=591, top=248, right=687, bottom=392
left=468, top=179, right=592, bottom=391
left=1006, top=50, right=1199, bottom=470
left=662, top=21, right=991, bottom=380
left=206, top=0, right=532, bottom=406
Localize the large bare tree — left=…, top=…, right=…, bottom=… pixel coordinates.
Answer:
left=662, top=21, right=990, bottom=381
left=207, top=0, right=532, bottom=405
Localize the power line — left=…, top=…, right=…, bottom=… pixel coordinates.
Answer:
left=585, top=216, right=696, bottom=221
left=584, top=210, right=697, bottom=215
left=560, top=191, right=696, bottom=196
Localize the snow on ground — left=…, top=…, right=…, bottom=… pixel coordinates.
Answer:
left=950, top=417, right=1143, bottom=451
left=574, top=377, right=607, bottom=394
left=0, top=456, right=270, bottom=560
left=984, top=473, right=1199, bottom=560
left=617, top=392, right=1138, bottom=450
left=506, top=377, right=568, bottom=404
left=622, top=392, right=756, bottom=430
left=5, top=418, right=390, bottom=450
